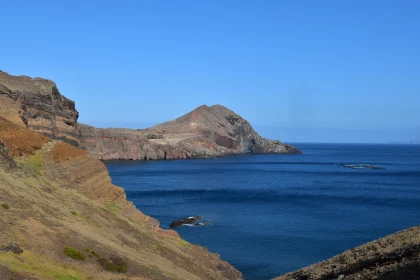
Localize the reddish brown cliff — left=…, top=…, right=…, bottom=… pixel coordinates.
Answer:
left=0, top=70, right=79, bottom=146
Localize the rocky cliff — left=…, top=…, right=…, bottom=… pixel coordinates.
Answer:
left=0, top=116, right=242, bottom=279
left=274, top=226, right=420, bottom=280
left=0, top=71, right=79, bottom=146
left=79, top=105, right=300, bottom=160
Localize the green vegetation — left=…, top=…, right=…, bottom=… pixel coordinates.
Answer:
left=0, top=203, right=10, bottom=210
left=16, top=152, right=44, bottom=176
left=97, top=257, right=128, bottom=273
left=105, top=200, right=120, bottom=213
left=84, top=248, right=100, bottom=258
left=0, top=251, right=87, bottom=280
left=63, top=247, right=85, bottom=261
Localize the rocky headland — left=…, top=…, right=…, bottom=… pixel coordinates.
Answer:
left=0, top=71, right=300, bottom=161
left=79, top=104, right=300, bottom=160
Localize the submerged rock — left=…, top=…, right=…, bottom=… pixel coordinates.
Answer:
left=340, top=164, right=384, bottom=169
left=170, top=216, right=204, bottom=229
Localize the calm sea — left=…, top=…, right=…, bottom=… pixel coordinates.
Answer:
left=105, top=143, right=420, bottom=280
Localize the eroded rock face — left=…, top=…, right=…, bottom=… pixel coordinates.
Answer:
left=79, top=105, right=301, bottom=160
left=0, top=71, right=79, bottom=146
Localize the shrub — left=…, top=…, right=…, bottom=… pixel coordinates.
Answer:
left=0, top=203, right=10, bottom=210
left=63, top=247, right=85, bottom=261
left=97, top=256, right=128, bottom=273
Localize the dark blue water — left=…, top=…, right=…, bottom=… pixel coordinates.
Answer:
left=105, top=143, right=420, bottom=280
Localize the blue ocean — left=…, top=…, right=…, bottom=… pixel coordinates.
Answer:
left=105, top=143, right=420, bottom=280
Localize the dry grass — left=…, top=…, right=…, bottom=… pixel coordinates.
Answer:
left=275, top=227, right=420, bottom=280
left=0, top=116, right=50, bottom=157
left=52, top=142, right=87, bottom=163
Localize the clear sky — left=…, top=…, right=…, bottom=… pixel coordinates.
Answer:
left=1, top=0, right=419, bottom=143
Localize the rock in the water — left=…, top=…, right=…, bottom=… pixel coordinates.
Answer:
left=340, top=164, right=384, bottom=169
left=1, top=243, right=23, bottom=254
left=170, top=216, right=202, bottom=229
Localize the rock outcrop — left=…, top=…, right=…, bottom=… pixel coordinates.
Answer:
left=0, top=70, right=79, bottom=146
left=0, top=116, right=242, bottom=279
left=274, top=226, right=420, bottom=280
left=170, top=216, right=203, bottom=229
left=79, top=105, right=300, bottom=160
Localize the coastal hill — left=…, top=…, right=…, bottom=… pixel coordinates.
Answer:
left=79, top=104, right=300, bottom=160
left=275, top=226, right=420, bottom=280
left=0, top=115, right=242, bottom=279
left=0, top=70, right=300, bottom=161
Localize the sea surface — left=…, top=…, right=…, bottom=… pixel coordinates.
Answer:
left=105, top=143, right=420, bottom=280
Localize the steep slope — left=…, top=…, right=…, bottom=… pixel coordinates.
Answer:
left=0, top=116, right=242, bottom=280
left=274, top=226, right=420, bottom=280
left=79, top=105, right=300, bottom=160
left=0, top=70, right=79, bottom=146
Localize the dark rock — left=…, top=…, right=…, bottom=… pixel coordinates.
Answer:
left=1, top=243, right=23, bottom=254
left=170, top=216, right=202, bottom=229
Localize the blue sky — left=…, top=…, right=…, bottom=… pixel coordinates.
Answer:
left=1, top=0, right=419, bottom=143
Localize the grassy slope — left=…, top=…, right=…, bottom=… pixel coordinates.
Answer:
left=0, top=116, right=242, bottom=280
left=274, top=227, right=420, bottom=280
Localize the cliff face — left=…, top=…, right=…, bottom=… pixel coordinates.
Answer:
left=79, top=105, right=300, bottom=160
left=0, top=116, right=242, bottom=280
left=275, top=226, right=420, bottom=280
left=0, top=70, right=79, bottom=146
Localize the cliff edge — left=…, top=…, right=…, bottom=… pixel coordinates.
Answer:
left=0, top=116, right=242, bottom=279
left=0, top=70, right=79, bottom=146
